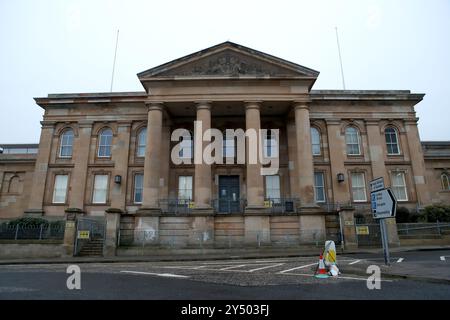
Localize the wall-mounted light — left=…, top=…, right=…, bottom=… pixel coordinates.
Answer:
left=337, top=173, right=345, bottom=183
left=114, top=175, right=122, bottom=184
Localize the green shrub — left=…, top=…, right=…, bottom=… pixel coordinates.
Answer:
left=7, top=217, right=49, bottom=227
left=395, top=207, right=410, bottom=223
left=423, top=204, right=450, bottom=222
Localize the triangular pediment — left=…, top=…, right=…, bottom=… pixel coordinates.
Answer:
left=138, top=42, right=319, bottom=79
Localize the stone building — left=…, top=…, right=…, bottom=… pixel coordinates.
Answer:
left=1, top=42, right=449, bottom=254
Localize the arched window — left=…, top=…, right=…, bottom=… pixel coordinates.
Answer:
left=8, top=176, right=20, bottom=194
left=136, top=127, right=147, bottom=157
left=345, top=126, right=361, bottom=155
left=442, top=173, right=450, bottom=191
left=263, top=130, right=278, bottom=158
left=59, top=129, right=74, bottom=158
left=310, top=127, right=321, bottom=156
left=223, top=132, right=235, bottom=158
left=385, top=127, right=400, bottom=155
left=98, top=128, right=113, bottom=157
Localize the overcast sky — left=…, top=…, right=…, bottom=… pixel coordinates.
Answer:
left=1, top=0, right=449, bottom=143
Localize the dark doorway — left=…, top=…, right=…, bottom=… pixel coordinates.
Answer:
left=218, top=175, right=240, bottom=213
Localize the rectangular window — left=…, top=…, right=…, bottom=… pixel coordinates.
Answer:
left=351, top=173, right=367, bottom=202
left=391, top=172, right=408, bottom=201
left=92, top=175, right=109, bottom=204
left=223, top=138, right=235, bottom=158
left=265, top=175, right=281, bottom=202
left=52, top=175, right=68, bottom=204
left=180, top=139, right=193, bottom=159
left=314, top=172, right=326, bottom=203
left=264, top=138, right=279, bottom=158
left=178, top=176, right=193, bottom=200
left=134, top=173, right=144, bottom=204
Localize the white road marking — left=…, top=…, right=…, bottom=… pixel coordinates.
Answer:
left=163, top=265, right=206, bottom=270
left=278, top=263, right=317, bottom=274
left=440, top=256, right=446, bottom=261
left=219, top=264, right=247, bottom=271
left=120, top=270, right=190, bottom=278
left=247, top=263, right=285, bottom=273
left=280, top=272, right=393, bottom=282
left=349, top=260, right=361, bottom=265
left=397, top=258, right=404, bottom=263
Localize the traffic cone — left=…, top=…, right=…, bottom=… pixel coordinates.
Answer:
left=314, top=254, right=329, bottom=279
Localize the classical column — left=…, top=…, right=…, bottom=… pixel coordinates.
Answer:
left=110, top=121, right=131, bottom=210
left=404, top=118, right=431, bottom=206
left=286, top=120, right=299, bottom=198
left=141, top=102, right=164, bottom=210
left=69, top=120, right=93, bottom=210
left=245, top=101, right=265, bottom=211
left=293, top=102, right=315, bottom=207
left=366, top=120, right=388, bottom=181
left=193, top=101, right=213, bottom=212
left=26, top=120, right=55, bottom=216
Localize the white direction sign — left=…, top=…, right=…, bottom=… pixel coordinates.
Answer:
left=371, top=188, right=397, bottom=219
left=370, top=177, right=385, bottom=193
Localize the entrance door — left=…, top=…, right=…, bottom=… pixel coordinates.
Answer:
left=218, top=175, right=240, bottom=213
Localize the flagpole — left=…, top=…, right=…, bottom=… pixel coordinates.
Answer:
left=335, top=26, right=346, bottom=90
left=110, top=29, right=120, bottom=92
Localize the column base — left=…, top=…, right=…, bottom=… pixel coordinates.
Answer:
left=136, top=207, right=162, bottom=216
left=191, top=206, right=214, bottom=215
left=24, top=209, right=45, bottom=217
left=245, top=206, right=268, bottom=215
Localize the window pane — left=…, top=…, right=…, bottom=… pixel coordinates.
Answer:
left=346, top=127, right=361, bottom=155
left=385, top=128, right=400, bottom=155
left=137, top=128, right=147, bottom=157
left=265, top=175, right=281, bottom=200
left=442, top=174, right=450, bottom=190
left=311, top=128, right=321, bottom=155
left=60, top=130, right=74, bottom=157
left=134, top=174, right=143, bottom=203
left=93, top=175, right=108, bottom=203
left=178, top=176, right=192, bottom=200
left=351, top=173, right=367, bottom=201
left=98, top=129, right=112, bottom=157
left=314, top=172, right=325, bottom=203
left=391, top=172, right=408, bottom=201
left=53, top=175, right=68, bottom=203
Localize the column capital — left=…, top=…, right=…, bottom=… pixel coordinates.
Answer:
left=40, top=120, right=56, bottom=129
left=244, top=101, right=262, bottom=110
left=145, top=101, right=164, bottom=111
left=78, top=120, right=94, bottom=128
left=365, top=119, right=381, bottom=126
left=292, top=101, right=311, bottom=111
left=194, top=101, right=212, bottom=110
left=403, top=118, right=419, bottom=125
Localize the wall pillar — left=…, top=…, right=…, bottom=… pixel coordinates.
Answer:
left=193, top=102, right=213, bottom=213
left=244, top=216, right=270, bottom=245
left=404, top=118, right=431, bottom=206
left=104, top=210, right=121, bottom=256
left=286, top=120, right=299, bottom=198
left=293, top=102, right=315, bottom=207
left=69, top=120, right=93, bottom=211
left=326, top=119, right=350, bottom=204
left=245, top=101, right=265, bottom=212
left=339, top=206, right=358, bottom=250
left=188, top=216, right=215, bottom=247
left=141, top=102, right=164, bottom=211
left=26, top=121, right=55, bottom=215
left=110, top=121, right=131, bottom=211
left=366, top=120, right=388, bottom=181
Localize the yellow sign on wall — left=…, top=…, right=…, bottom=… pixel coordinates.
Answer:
left=188, top=202, right=195, bottom=209
left=77, top=230, right=90, bottom=239
left=356, top=226, right=370, bottom=235
left=264, top=201, right=272, bottom=208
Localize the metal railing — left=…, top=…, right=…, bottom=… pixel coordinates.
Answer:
left=159, top=199, right=193, bottom=214
left=397, top=222, right=450, bottom=236
left=211, top=198, right=246, bottom=214
left=264, top=198, right=300, bottom=214
left=0, top=222, right=65, bottom=240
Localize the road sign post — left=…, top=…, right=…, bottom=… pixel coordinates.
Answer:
left=369, top=178, right=397, bottom=266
